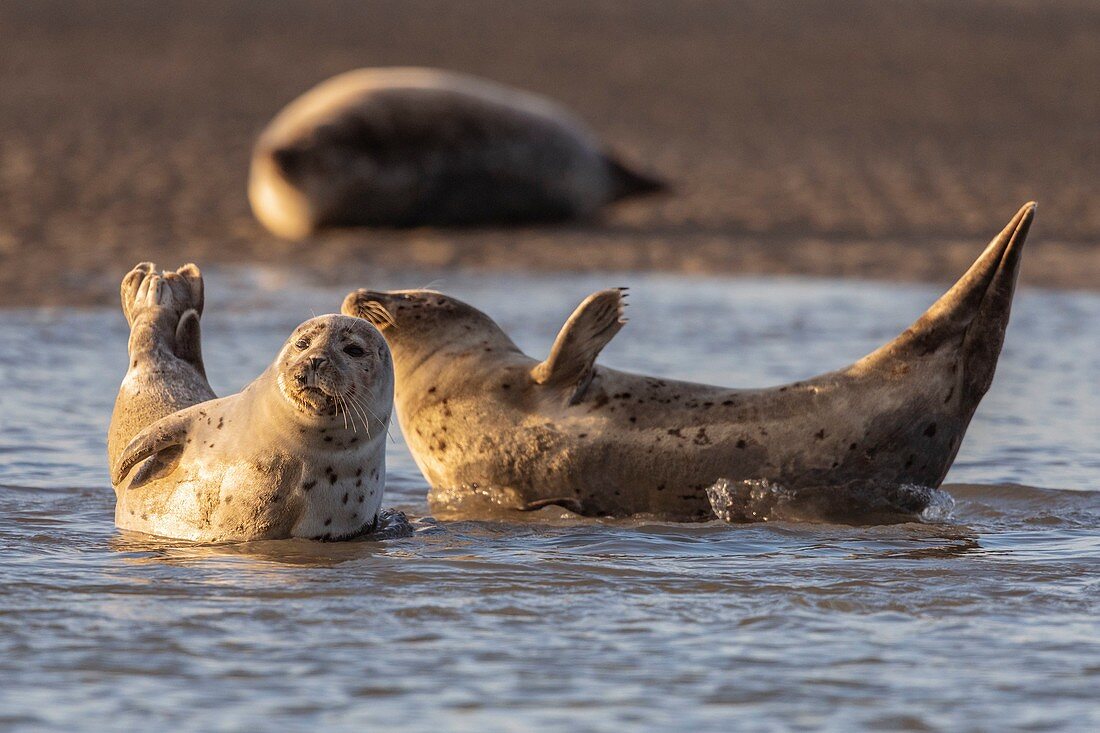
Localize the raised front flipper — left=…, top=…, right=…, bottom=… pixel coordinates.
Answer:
left=111, top=405, right=202, bottom=488
left=531, top=288, right=628, bottom=404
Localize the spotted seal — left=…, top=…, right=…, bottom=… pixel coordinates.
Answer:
left=249, top=67, right=665, bottom=238
left=108, top=263, right=393, bottom=541
left=342, top=203, right=1035, bottom=520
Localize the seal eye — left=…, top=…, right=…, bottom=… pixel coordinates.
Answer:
left=295, top=337, right=310, bottom=350
left=343, top=344, right=365, bottom=358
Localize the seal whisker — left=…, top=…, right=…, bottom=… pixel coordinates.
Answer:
left=338, top=393, right=350, bottom=431
left=344, top=391, right=370, bottom=436
left=347, top=391, right=378, bottom=435
left=336, top=393, right=349, bottom=432
left=355, top=393, right=396, bottom=444
left=347, top=394, right=364, bottom=434
left=341, top=393, right=356, bottom=433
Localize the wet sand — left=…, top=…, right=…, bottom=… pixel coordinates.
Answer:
left=1, top=0, right=1098, bottom=306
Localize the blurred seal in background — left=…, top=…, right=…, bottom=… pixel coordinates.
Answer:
left=249, top=67, right=665, bottom=238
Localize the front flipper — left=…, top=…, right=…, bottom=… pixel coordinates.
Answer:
left=531, top=288, right=628, bottom=404
left=111, top=407, right=200, bottom=487
left=517, top=497, right=586, bottom=514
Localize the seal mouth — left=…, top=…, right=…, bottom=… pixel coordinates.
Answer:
left=302, top=384, right=336, bottom=401
left=278, top=373, right=376, bottom=435
left=278, top=372, right=339, bottom=416
left=290, top=385, right=338, bottom=415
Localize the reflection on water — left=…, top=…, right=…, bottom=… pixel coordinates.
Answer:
left=1, top=269, right=1098, bottom=731
left=109, top=510, right=418, bottom=569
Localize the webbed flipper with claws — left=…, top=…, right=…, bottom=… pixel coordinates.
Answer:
left=108, top=263, right=216, bottom=480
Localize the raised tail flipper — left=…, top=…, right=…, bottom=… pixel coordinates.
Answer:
left=121, top=262, right=207, bottom=375
left=603, top=154, right=667, bottom=201
left=856, top=202, right=1035, bottom=413
left=109, top=263, right=215, bottom=473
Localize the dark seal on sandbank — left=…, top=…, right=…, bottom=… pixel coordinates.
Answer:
left=249, top=67, right=665, bottom=238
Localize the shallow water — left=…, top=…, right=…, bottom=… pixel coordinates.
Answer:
left=1, top=269, right=1098, bottom=731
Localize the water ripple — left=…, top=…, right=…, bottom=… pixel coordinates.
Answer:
left=1, top=270, right=1098, bottom=731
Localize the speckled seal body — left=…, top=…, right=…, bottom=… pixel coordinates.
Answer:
left=108, top=264, right=393, bottom=542
left=343, top=204, right=1035, bottom=520
left=249, top=67, right=664, bottom=238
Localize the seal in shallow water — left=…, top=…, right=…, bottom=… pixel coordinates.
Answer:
left=249, top=67, right=665, bottom=238
left=342, top=203, right=1035, bottom=520
left=108, top=263, right=393, bottom=541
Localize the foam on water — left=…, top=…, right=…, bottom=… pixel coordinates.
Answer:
left=919, top=486, right=958, bottom=523
left=704, top=478, right=955, bottom=525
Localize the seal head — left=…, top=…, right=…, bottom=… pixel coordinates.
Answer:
left=274, top=315, right=392, bottom=427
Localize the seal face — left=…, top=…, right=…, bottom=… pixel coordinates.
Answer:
left=248, top=67, right=664, bottom=238
left=108, top=264, right=394, bottom=542
left=343, top=204, right=1036, bottom=521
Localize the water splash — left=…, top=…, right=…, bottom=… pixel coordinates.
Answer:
left=706, top=478, right=955, bottom=525
left=919, top=489, right=957, bottom=523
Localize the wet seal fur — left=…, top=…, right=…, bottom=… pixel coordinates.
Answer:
left=249, top=67, right=665, bottom=238
left=108, top=263, right=393, bottom=542
left=343, top=203, right=1036, bottom=521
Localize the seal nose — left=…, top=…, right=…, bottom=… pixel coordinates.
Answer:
left=310, top=356, right=328, bottom=371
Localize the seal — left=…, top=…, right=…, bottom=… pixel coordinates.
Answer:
left=249, top=67, right=665, bottom=238
left=108, top=263, right=394, bottom=542
left=342, top=203, right=1036, bottom=521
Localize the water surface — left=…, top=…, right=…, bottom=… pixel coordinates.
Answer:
left=1, top=270, right=1097, bottom=731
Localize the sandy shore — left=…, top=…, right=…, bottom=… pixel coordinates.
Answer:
left=1, top=0, right=1097, bottom=306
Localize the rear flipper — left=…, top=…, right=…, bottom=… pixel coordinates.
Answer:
left=858, top=202, right=1035, bottom=413
left=122, top=262, right=207, bottom=377
left=603, top=153, right=667, bottom=202
left=175, top=309, right=206, bottom=379
left=109, top=264, right=215, bottom=471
